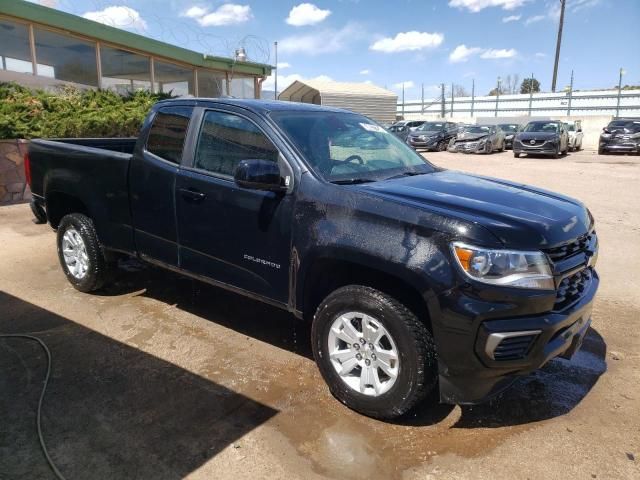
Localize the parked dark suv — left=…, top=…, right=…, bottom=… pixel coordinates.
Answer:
left=598, top=118, right=640, bottom=155
left=407, top=121, right=458, bottom=151
left=513, top=121, right=569, bottom=158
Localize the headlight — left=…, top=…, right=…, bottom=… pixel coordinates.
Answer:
left=451, top=242, right=554, bottom=289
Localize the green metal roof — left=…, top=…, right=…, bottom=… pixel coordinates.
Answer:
left=0, top=0, right=272, bottom=76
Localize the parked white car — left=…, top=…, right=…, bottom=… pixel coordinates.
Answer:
left=565, top=120, right=584, bottom=151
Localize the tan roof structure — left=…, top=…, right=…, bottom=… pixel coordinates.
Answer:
left=278, top=80, right=398, bottom=124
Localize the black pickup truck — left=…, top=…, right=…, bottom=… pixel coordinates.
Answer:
left=26, top=98, right=599, bottom=419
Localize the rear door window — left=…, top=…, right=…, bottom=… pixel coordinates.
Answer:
left=146, top=106, right=193, bottom=163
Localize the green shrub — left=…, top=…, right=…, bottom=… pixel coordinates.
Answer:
left=0, top=82, right=172, bottom=139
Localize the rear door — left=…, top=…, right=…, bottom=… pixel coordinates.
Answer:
left=129, top=106, right=193, bottom=266
left=174, top=107, right=295, bottom=304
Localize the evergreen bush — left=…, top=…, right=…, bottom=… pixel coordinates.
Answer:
left=0, top=82, right=172, bottom=139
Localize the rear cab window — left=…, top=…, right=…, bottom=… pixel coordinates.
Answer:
left=146, top=106, right=193, bottom=163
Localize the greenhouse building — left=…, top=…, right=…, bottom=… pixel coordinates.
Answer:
left=0, top=0, right=272, bottom=98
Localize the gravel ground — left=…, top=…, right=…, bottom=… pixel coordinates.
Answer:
left=0, top=149, right=638, bottom=480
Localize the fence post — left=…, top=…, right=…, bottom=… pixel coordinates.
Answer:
left=441, top=83, right=445, bottom=118
left=567, top=69, right=574, bottom=116
left=402, top=83, right=405, bottom=118
left=528, top=73, right=534, bottom=116
left=616, top=67, right=625, bottom=118
left=421, top=83, right=424, bottom=113
left=471, top=79, right=475, bottom=118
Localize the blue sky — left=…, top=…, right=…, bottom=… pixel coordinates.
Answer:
left=31, top=0, right=640, bottom=99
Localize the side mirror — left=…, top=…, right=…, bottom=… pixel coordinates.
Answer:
left=234, top=159, right=287, bottom=192
left=603, top=128, right=610, bottom=133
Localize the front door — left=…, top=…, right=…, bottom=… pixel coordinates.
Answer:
left=175, top=108, right=294, bottom=304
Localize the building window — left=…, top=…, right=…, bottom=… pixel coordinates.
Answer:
left=0, top=19, right=33, bottom=74
left=230, top=76, right=255, bottom=99
left=154, top=60, right=194, bottom=96
left=146, top=106, right=193, bottom=164
left=33, top=27, right=98, bottom=87
left=101, top=45, right=151, bottom=94
left=197, top=69, right=226, bottom=98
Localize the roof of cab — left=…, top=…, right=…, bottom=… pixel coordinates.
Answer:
left=154, top=97, right=352, bottom=115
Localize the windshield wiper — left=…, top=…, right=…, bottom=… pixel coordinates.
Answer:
left=331, top=178, right=377, bottom=185
left=384, top=171, right=427, bottom=181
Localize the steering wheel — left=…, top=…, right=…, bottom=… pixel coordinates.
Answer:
left=336, top=154, right=364, bottom=165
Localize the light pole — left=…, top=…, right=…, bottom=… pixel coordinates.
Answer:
left=616, top=67, right=625, bottom=118
left=551, top=0, right=566, bottom=92
left=495, top=76, right=501, bottom=117
left=274, top=41, right=278, bottom=99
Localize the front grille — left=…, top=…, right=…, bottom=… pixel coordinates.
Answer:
left=493, top=334, right=538, bottom=361
left=545, top=231, right=595, bottom=262
left=555, top=268, right=592, bottom=311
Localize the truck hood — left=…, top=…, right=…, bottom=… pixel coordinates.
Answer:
left=454, top=133, right=488, bottom=142
left=358, top=170, right=591, bottom=248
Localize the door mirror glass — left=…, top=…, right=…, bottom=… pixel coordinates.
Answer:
left=234, top=159, right=286, bottom=192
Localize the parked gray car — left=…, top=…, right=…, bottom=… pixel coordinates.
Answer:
left=388, top=120, right=425, bottom=141
left=498, top=123, right=521, bottom=150
left=448, top=125, right=506, bottom=154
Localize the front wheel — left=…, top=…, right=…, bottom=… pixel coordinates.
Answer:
left=57, top=213, right=111, bottom=292
left=312, top=285, right=438, bottom=420
left=437, top=140, right=447, bottom=152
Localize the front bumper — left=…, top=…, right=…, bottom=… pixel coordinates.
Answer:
left=449, top=141, right=485, bottom=154
left=407, top=136, right=440, bottom=150
left=599, top=140, right=640, bottom=153
left=513, top=140, right=558, bottom=156
left=436, top=268, right=599, bottom=404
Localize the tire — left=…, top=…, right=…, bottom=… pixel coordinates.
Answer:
left=598, top=148, right=605, bottom=155
left=57, top=213, right=110, bottom=292
left=484, top=142, right=492, bottom=154
left=513, top=151, right=520, bottom=158
left=311, top=285, right=438, bottom=420
left=437, top=140, right=447, bottom=152
left=501, top=140, right=506, bottom=152
left=553, top=144, right=561, bottom=159
left=30, top=201, right=47, bottom=224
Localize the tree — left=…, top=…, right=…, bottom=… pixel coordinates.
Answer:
left=487, top=86, right=507, bottom=96
left=450, top=84, right=469, bottom=97
left=520, top=77, right=541, bottom=94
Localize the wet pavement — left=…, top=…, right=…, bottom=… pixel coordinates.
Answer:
left=1, top=150, right=639, bottom=479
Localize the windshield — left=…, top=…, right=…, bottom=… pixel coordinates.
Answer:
left=499, top=124, right=519, bottom=133
left=463, top=126, right=491, bottom=134
left=271, top=111, right=436, bottom=182
left=416, top=122, right=445, bottom=132
left=523, top=122, right=559, bottom=133
left=608, top=121, right=640, bottom=132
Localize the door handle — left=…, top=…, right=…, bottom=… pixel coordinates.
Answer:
left=179, top=188, right=206, bottom=202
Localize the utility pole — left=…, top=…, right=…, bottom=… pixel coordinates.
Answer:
left=567, top=69, right=574, bottom=116
left=441, top=83, right=445, bottom=118
left=528, top=72, right=534, bottom=116
left=274, top=41, right=278, bottom=99
left=495, top=76, right=501, bottom=117
left=551, top=0, right=566, bottom=93
left=421, top=83, right=424, bottom=113
left=402, top=83, right=405, bottom=118
left=616, top=67, right=625, bottom=117
left=471, top=79, right=475, bottom=117
left=450, top=82, right=454, bottom=118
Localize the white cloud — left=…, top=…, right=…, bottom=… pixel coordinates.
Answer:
left=370, top=31, right=444, bottom=53
left=279, top=24, right=362, bottom=55
left=535, top=52, right=547, bottom=58
left=262, top=73, right=333, bottom=92
left=286, top=3, right=331, bottom=26
left=83, top=6, right=147, bottom=30
left=449, top=44, right=483, bottom=63
left=277, top=62, right=291, bottom=69
left=480, top=48, right=517, bottom=59
left=448, top=0, right=528, bottom=13
left=502, top=14, right=521, bottom=22
left=182, top=4, right=252, bottom=26
left=360, top=69, right=370, bottom=75
left=393, top=81, right=415, bottom=90
left=524, top=14, right=545, bottom=25
left=450, top=45, right=517, bottom=62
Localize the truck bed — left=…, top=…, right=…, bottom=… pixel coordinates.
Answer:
left=28, top=138, right=137, bottom=254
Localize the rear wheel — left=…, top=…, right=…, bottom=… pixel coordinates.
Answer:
left=57, top=213, right=111, bottom=292
left=312, top=285, right=437, bottom=420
